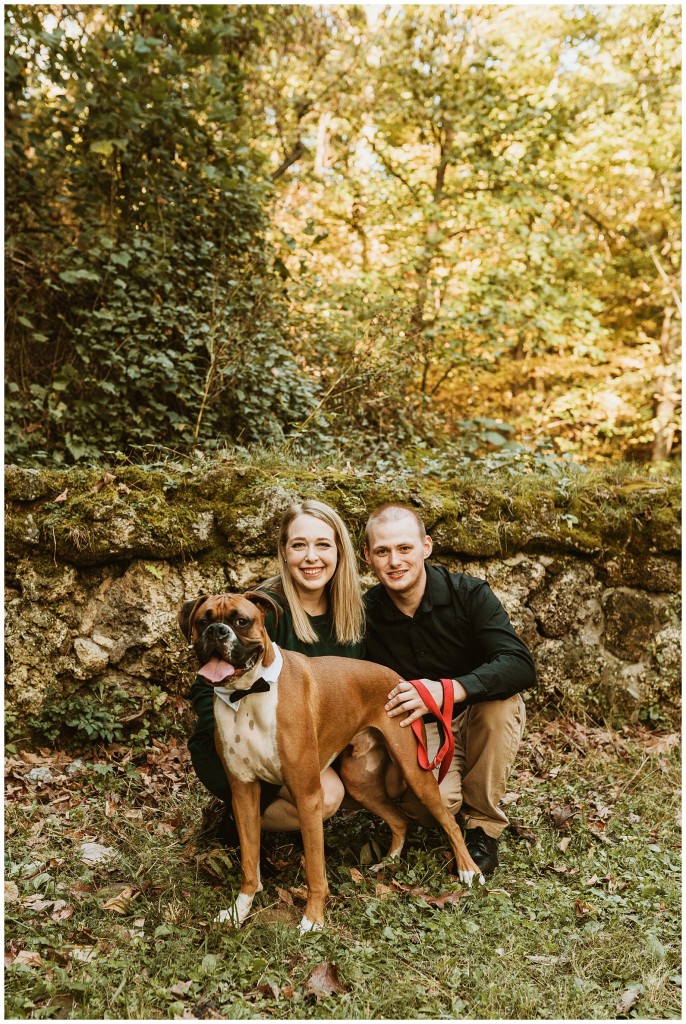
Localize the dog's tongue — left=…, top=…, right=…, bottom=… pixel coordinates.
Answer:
left=198, top=658, right=236, bottom=684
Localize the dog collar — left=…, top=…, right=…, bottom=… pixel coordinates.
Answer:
left=213, top=644, right=283, bottom=713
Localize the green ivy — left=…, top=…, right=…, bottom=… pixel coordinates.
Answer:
left=5, top=5, right=318, bottom=464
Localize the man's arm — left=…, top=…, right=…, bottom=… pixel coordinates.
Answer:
left=454, top=581, right=536, bottom=700
left=386, top=581, right=536, bottom=726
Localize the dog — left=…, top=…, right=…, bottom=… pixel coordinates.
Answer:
left=179, top=590, right=483, bottom=932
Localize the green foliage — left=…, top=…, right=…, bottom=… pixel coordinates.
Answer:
left=11, top=684, right=178, bottom=747
left=4, top=5, right=681, bottom=465
left=5, top=4, right=317, bottom=464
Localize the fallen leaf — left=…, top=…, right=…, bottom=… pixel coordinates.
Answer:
left=644, top=733, right=679, bottom=756
left=421, top=889, right=469, bottom=909
left=53, top=488, right=69, bottom=503
left=574, top=899, right=595, bottom=917
left=305, top=962, right=347, bottom=1000
left=51, top=903, right=74, bottom=922
left=80, top=841, right=116, bottom=866
left=558, top=837, right=571, bottom=853
left=349, top=867, right=364, bottom=884
left=374, top=882, right=394, bottom=900
left=170, top=981, right=193, bottom=997
left=4, top=881, right=19, bottom=903
left=23, top=894, right=57, bottom=912
left=92, top=472, right=116, bottom=493
left=275, top=886, right=293, bottom=906
left=616, top=984, right=642, bottom=1015
left=246, top=981, right=280, bottom=1001
left=524, top=954, right=570, bottom=965
left=359, top=839, right=383, bottom=865
left=508, top=819, right=536, bottom=843
left=548, top=804, right=577, bottom=830
left=281, top=985, right=296, bottom=999
left=500, top=791, right=520, bottom=806
left=69, top=946, right=98, bottom=963
left=585, top=874, right=599, bottom=887
left=12, top=950, right=43, bottom=968
left=100, top=886, right=137, bottom=914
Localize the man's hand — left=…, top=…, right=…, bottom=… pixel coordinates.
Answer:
left=385, top=678, right=467, bottom=727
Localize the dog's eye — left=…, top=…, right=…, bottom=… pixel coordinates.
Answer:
left=235, top=616, right=250, bottom=627
left=198, top=616, right=210, bottom=628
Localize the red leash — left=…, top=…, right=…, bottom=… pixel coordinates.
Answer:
left=409, top=679, right=455, bottom=783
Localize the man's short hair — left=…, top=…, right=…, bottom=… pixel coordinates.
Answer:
left=364, top=503, right=427, bottom=546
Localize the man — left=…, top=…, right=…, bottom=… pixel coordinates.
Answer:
left=363, top=503, right=536, bottom=878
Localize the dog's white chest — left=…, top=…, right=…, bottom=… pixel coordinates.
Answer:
left=214, top=688, right=282, bottom=785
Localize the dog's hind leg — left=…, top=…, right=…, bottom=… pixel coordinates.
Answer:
left=338, top=735, right=409, bottom=867
left=380, top=723, right=484, bottom=886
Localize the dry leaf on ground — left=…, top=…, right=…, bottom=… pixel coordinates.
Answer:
left=80, top=842, right=116, bottom=866
left=12, top=950, right=44, bottom=968
left=548, top=804, right=578, bottom=830
left=616, top=985, right=642, bottom=1015
left=170, top=981, right=193, bottom=997
left=100, top=886, right=138, bottom=914
left=305, top=962, right=348, bottom=1000
left=5, top=881, right=19, bottom=903
left=422, top=889, right=469, bottom=909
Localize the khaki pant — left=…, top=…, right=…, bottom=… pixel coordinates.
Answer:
left=399, top=694, right=526, bottom=839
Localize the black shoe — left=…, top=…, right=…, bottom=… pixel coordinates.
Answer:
left=465, top=826, right=499, bottom=879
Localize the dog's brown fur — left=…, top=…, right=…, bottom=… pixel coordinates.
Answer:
left=180, top=592, right=481, bottom=930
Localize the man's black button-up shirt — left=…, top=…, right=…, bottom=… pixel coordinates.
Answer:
left=363, top=563, right=536, bottom=705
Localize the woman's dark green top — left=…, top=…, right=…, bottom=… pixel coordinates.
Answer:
left=187, top=587, right=364, bottom=803
left=264, top=588, right=365, bottom=659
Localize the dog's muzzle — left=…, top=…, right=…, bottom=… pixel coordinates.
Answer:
left=195, top=623, right=263, bottom=685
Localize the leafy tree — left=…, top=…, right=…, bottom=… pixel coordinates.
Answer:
left=5, top=4, right=316, bottom=463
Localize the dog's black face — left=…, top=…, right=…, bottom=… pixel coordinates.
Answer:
left=178, top=592, right=279, bottom=685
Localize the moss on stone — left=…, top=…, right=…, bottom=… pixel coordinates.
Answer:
left=4, top=460, right=681, bottom=567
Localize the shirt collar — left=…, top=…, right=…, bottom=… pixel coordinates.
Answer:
left=420, top=563, right=453, bottom=611
left=213, top=644, right=283, bottom=711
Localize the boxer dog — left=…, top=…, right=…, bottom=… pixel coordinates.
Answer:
left=179, top=591, right=482, bottom=932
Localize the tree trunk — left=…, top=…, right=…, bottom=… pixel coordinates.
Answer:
left=651, top=305, right=680, bottom=461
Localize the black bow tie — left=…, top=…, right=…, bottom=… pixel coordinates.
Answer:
left=228, top=677, right=270, bottom=704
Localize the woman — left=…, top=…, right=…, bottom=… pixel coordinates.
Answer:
left=187, top=498, right=365, bottom=840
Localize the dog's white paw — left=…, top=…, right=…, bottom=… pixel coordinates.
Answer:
left=368, top=861, right=385, bottom=875
left=215, top=892, right=254, bottom=927
left=458, top=869, right=475, bottom=887
left=214, top=908, right=235, bottom=925
left=298, top=915, right=323, bottom=934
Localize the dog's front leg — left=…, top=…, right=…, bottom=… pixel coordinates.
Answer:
left=215, top=778, right=262, bottom=927
left=288, top=774, right=329, bottom=933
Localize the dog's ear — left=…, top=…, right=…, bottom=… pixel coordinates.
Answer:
left=243, top=591, right=282, bottom=624
left=178, top=594, right=208, bottom=642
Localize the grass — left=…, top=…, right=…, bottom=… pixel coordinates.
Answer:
left=5, top=716, right=681, bottom=1020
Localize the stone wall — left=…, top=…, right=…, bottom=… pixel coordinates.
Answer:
left=4, top=462, right=681, bottom=742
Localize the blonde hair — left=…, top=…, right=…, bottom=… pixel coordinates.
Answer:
left=276, top=499, right=364, bottom=646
